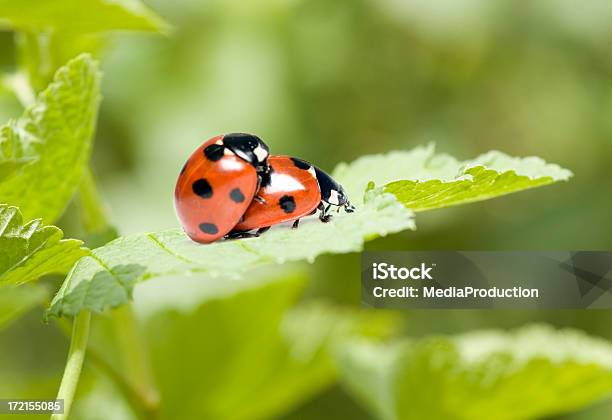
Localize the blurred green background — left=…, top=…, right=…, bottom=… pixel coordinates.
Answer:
left=1, top=0, right=612, bottom=419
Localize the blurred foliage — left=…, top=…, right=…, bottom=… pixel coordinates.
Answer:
left=337, top=325, right=612, bottom=420
left=1, top=0, right=612, bottom=419
left=140, top=274, right=399, bottom=420
left=0, top=283, right=47, bottom=329
left=0, top=0, right=167, bottom=91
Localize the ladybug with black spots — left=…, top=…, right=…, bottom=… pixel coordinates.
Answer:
left=174, top=133, right=271, bottom=243
left=228, top=155, right=355, bottom=238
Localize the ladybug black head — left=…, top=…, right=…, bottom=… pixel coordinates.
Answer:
left=334, top=185, right=355, bottom=213
left=313, top=165, right=355, bottom=213
left=222, top=133, right=270, bottom=173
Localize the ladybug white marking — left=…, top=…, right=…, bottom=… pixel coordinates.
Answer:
left=219, top=156, right=247, bottom=171
left=233, top=148, right=250, bottom=162
left=253, top=144, right=268, bottom=162
left=265, top=173, right=305, bottom=194
left=327, top=189, right=341, bottom=205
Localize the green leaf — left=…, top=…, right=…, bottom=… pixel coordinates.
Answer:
left=48, top=190, right=413, bottom=317
left=336, top=325, right=612, bottom=420
left=0, top=283, right=48, bottom=330
left=333, top=144, right=573, bottom=211
left=48, top=146, right=572, bottom=318
left=139, top=273, right=399, bottom=420
left=0, top=0, right=169, bottom=34
left=0, top=54, right=102, bottom=223
left=0, top=205, right=89, bottom=285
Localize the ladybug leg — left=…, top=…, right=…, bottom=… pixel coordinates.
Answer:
left=292, top=219, right=300, bottom=229
left=255, top=226, right=270, bottom=236
left=225, top=226, right=269, bottom=239
left=254, top=195, right=267, bottom=205
left=318, top=203, right=332, bottom=223
left=344, top=201, right=356, bottom=213
left=225, top=230, right=258, bottom=240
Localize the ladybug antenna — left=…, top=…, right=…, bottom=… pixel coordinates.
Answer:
left=344, top=201, right=355, bottom=213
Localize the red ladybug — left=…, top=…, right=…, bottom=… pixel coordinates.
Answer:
left=229, top=155, right=355, bottom=237
left=175, top=133, right=270, bottom=243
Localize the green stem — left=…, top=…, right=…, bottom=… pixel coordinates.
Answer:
left=85, top=342, right=157, bottom=420
left=112, top=305, right=160, bottom=417
left=78, top=168, right=111, bottom=233
left=53, top=318, right=157, bottom=420
left=51, top=311, right=91, bottom=420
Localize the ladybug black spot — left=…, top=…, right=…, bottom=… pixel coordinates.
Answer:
left=229, top=188, right=245, bottom=203
left=199, top=223, right=219, bottom=235
left=204, top=144, right=225, bottom=161
left=291, top=157, right=311, bottom=170
left=192, top=178, right=213, bottom=199
left=279, top=195, right=296, bottom=213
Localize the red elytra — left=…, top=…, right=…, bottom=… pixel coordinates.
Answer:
left=174, top=135, right=261, bottom=243
left=233, top=155, right=321, bottom=231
